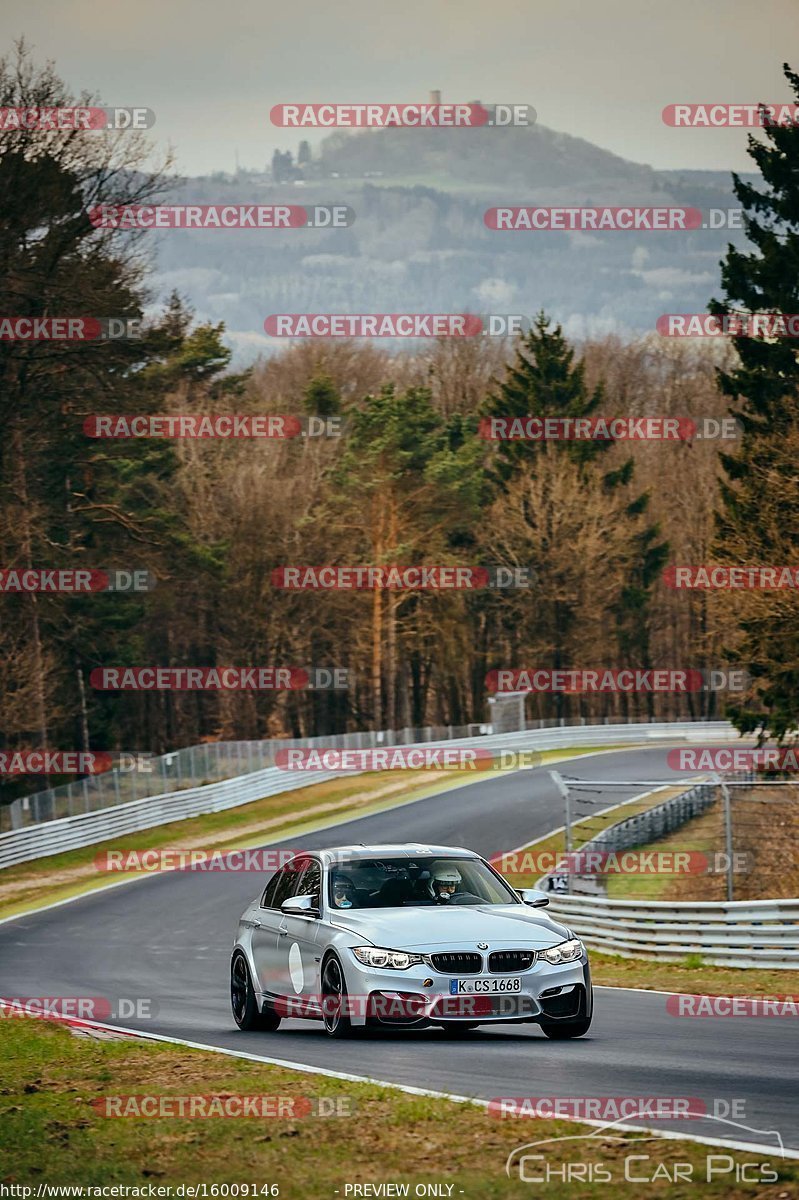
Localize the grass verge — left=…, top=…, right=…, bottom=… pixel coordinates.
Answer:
left=590, top=950, right=799, bottom=996
left=0, top=1018, right=795, bottom=1198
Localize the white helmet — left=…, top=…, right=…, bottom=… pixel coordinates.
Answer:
left=430, top=865, right=462, bottom=901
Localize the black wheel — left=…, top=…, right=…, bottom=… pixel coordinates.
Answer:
left=539, top=1014, right=592, bottom=1039
left=231, top=952, right=281, bottom=1031
left=321, top=954, right=355, bottom=1038
left=440, top=1023, right=479, bottom=1036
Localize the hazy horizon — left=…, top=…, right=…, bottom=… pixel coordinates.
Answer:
left=3, top=0, right=795, bottom=176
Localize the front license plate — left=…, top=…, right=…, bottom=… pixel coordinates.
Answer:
left=449, top=976, right=522, bottom=995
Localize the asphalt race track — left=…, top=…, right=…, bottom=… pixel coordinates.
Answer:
left=1, top=747, right=796, bottom=1156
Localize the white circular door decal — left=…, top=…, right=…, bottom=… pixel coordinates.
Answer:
left=288, top=942, right=304, bottom=993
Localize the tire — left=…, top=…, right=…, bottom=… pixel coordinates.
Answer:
left=539, top=1014, right=592, bottom=1039
left=231, top=952, right=281, bottom=1032
left=440, top=1023, right=479, bottom=1036
left=321, top=954, right=356, bottom=1038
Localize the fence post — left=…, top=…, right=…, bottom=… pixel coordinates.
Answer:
left=549, top=770, right=572, bottom=893
left=716, top=774, right=735, bottom=902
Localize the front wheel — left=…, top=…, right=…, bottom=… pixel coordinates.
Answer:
left=231, top=952, right=281, bottom=1031
left=321, top=955, right=355, bottom=1038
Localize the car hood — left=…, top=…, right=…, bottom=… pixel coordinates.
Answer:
left=327, top=904, right=572, bottom=950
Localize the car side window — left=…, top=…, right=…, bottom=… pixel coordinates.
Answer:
left=275, top=864, right=301, bottom=908
left=296, top=859, right=321, bottom=902
left=262, top=861, right=304, bottom=909
left=260, top=868, right=282, bottom=909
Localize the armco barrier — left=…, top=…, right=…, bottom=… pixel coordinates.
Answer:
left=1, top=724, right=490, bottom=831
left=585, top=781, right=718, bottom=854
left=0, top=720, right=736, bottom=870
left=546, top=894, right=799, bottom=969
left=553, top=780, right=720, bottom=896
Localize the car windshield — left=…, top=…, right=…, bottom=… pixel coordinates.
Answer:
left=327, top=856, right=519, bottom=909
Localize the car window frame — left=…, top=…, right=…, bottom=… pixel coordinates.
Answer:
left=294, top=857, right=322, bottom=906
left=260, top=856, right=307, bottom=909
left=260, top=868, right=282, bottom=909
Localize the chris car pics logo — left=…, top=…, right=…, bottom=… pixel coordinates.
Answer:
left=506, top=1116, right=784, bottom=1184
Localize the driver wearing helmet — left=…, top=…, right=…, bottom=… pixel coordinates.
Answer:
left=331, top=873, right=357, bottom=909
left=426, top=863, right=483, bottom=905
left=430, top=865, right=463, bottom=904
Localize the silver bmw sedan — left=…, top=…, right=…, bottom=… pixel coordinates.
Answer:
left=231, top=843, right=592, bottom=1039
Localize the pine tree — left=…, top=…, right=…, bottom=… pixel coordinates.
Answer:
left=480, top=313, right=668, bottom=716
left=481, top=312, right=612, bottom=484
left=304, top=374, right=341, bottom=416
left=711, top=63, right=799, bottom=740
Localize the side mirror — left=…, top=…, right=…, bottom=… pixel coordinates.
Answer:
left=518, top=888, right=550, bottom=908
left=281, top=894, right=320, bottom=917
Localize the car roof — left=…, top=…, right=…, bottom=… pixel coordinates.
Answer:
left=317, top=843, right=479, bottom=863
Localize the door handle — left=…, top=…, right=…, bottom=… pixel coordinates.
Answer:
left=253, top=919, right=262, bottom=928
left=279, top=925, right=288, bottom=937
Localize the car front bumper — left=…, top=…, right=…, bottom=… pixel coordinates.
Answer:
left=344, top=953, right=592, bottom=1027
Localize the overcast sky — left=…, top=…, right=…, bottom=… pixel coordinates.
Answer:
left=4, top=0, right=795, bottom=176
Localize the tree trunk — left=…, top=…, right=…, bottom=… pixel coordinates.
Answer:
left=11, top=425, right=49, bottom=748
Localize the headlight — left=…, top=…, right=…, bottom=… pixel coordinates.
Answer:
left=540, top=938, right=583, bottom=966
left=352, top=946, right=425, bottom=970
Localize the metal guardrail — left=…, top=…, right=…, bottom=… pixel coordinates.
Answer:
left=547, top=894, right=799, bottom=969
left=0, top=720, right=736, bottom=869
left=1, top=725, right=491, bottom=832
left=550, top=780, right=720, bottom=896
left=1, top=715, right=737, bottom=834
left=586, top=782, right=718, bottom=855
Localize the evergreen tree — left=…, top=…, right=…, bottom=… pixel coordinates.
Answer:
left=0, top=45, right=232, bottom=770
left=481, top=312, right=613, bottom=485
left=481, top=313, right=667, bottom=715
left=303, top=373, right=341, bottom=416
left=331, top=386, right=483, bottom=726
left=711, top=63, right=799, bottom=740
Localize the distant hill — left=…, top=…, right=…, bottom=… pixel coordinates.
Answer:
left=316, top=121, right=663, bottom=194
left=146, top=122, right=754, bottom=364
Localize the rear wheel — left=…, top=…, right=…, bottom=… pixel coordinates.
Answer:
left=321, top=954, right=355, bottom=1038
left=231, top=952, right=281, bottom=1032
